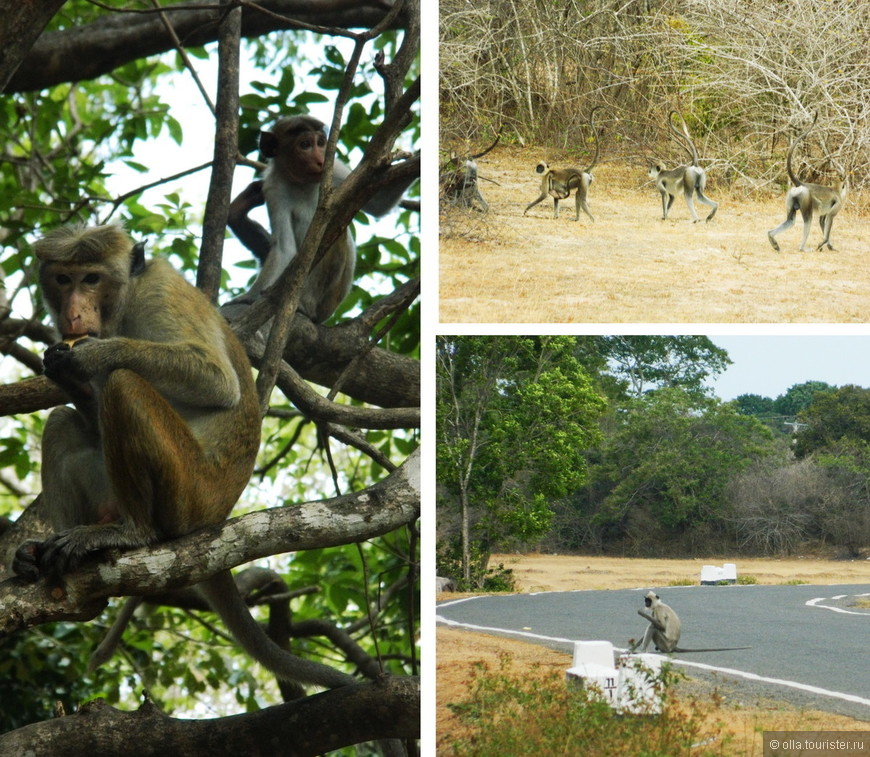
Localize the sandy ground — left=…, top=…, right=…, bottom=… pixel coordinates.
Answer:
left=436, top=553, right=870, bottom=754
left=439, top=147, right=870, bottom=323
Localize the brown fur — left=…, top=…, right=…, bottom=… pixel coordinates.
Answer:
left=15, top=224, right=355, bottom=689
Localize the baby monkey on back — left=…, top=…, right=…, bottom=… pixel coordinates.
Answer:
left=524, top=106, right=603, bottom=222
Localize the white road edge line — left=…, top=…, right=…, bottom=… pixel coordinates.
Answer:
left=436, top=615, right=870, bottom=709
left=806, top=593, right=870, bottom=617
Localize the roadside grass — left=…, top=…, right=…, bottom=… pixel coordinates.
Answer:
left=444, top=654, right=728, bottom=757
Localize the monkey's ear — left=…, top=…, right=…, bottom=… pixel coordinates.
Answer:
left=259, top=130, right=278, bottom=159
left=130, top=241, right=147, bottom=276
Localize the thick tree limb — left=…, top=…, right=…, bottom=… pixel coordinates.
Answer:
left=0, top=447, right=419, bottom=635
left=0, top=676, right=420, bottom=756
left=0, top=375, right=67, bottom=416
left=246, top=336, right=419, bottom=428
left=0, top=0, right=66, bottom=93
left=5, top=1, right=402, bottom=95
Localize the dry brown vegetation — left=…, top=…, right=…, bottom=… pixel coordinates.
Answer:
left=485, top=552, right=870, bottom=592
left=437, top=553, right=870, bottom=754
left=439, top=148, right=870, bottom=323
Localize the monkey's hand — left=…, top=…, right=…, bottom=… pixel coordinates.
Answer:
left=637, top=609, right=666, bottom=631
left=12, top=540, right=45, bottom=582
left=43, top=339, right=95, bottom=388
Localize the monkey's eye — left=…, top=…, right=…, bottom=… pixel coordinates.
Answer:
left=56, top=274, right=72, bottom=286
left=83, top=273, right=101, bottom=285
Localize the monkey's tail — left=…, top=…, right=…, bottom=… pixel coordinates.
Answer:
left=199, top=570, right=357, bottom=688
left=583, top=106, right=603, bottom=174
left=668, top=110, right=698, bottom=165
left=785, top=111, right=819, bottom=188
left=672, top=646, right=752, bottom=653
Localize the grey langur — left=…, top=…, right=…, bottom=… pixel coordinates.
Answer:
left=767, top=111, right=847, bottom=252
left=635, top=591, right=751, bottom=654
left=648, top=111, right=718, bottom=223
left=524, top=107, right=603, bottom=222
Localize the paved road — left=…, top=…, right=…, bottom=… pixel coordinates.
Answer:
left=437, top=583, right=870, bottom=721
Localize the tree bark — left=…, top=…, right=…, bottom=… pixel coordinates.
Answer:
left=0, top=314, right=420, bottom=418
left=0, top=676, right=420, bottom=756
left=0, top=0, right=67, bottom=93
left=5, top=1, right=402, bottom=94
left=0, top=448, right=419, bottom=632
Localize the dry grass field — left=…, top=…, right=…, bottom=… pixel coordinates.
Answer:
left=436, top=553, right=870, bottom=754
left=439, top=147, right=870, bottom=323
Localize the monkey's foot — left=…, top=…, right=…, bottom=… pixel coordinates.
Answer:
left=38, top=527, right=102, bottom=577
left=767, top=234, right=780, bottom=252
left=12, top=540, right=44, bottom=582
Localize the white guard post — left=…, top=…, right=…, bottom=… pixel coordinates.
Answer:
left=700, top=563, right=738, bottom=585
left=565, top=641, right=619, bottom=707
left=615, top=653, right=663, bottom=714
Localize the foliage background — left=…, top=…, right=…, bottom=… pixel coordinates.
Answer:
left=0, top=0, right=420, bottom=739
left=437, top=336, right=870, bottom=589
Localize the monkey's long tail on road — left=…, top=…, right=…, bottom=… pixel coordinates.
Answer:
left=672, top=646, right=752, bottom=653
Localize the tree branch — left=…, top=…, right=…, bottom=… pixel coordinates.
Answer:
left=246, top=336, right=419, bottom=428
left=0, top=0, right=66, bottom=93
left=197, top=0, right=242, bottom=301
left=0, top=676, right=420, bottom=756
left=0, top=311, right=420, bottom=417
left=0, top=447, right=419, bottom=634
left=5, top=1, right=402, bottom=95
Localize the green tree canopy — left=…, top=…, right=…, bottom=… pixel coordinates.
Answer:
left=732, top=393, right=776, bottom=417
left=596, top=336, right=731, bottom=399
left=0, top=2, right=420, bottom=753
left=591, top=390, right=774, bottom=538
left=774, top=381, right=836, bottom=416
left=437, top=336, right=605, bottom=587
left=795, top=385, right=870, bottom=458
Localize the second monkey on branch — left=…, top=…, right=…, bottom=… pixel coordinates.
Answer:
left=226, top=114, right=416, bottom=324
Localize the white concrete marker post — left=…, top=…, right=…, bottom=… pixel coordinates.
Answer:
left=700, top=563, right=738, bottom=584
left=616, top=653, right=664, bottom=714
left=565, top=641, right=619, bottom=707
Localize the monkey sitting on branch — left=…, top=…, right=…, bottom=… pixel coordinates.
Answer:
left=767, top=111, right=847, bottom=253
left=12, top=224, right=355, bottom=690
left=648, top=111, right=718, bottom=223
left=524, top=107, right=603, bottom=222
left=226, top=114, right=416, bottom=324
left=633, top=591, right=750, bottom=654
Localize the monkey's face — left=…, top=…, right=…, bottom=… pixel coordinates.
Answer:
left=41, top=263, right=115, bottom=341
left=644, top=591, right=659, bottom=607
left=648, top=164, right=664, bottom=180
left=291, top=130, right=327, bottom=182
left=268, top=128, right=327, bottom=185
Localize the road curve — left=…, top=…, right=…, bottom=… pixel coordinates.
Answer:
left=437, top=583, right=870, bottom=721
